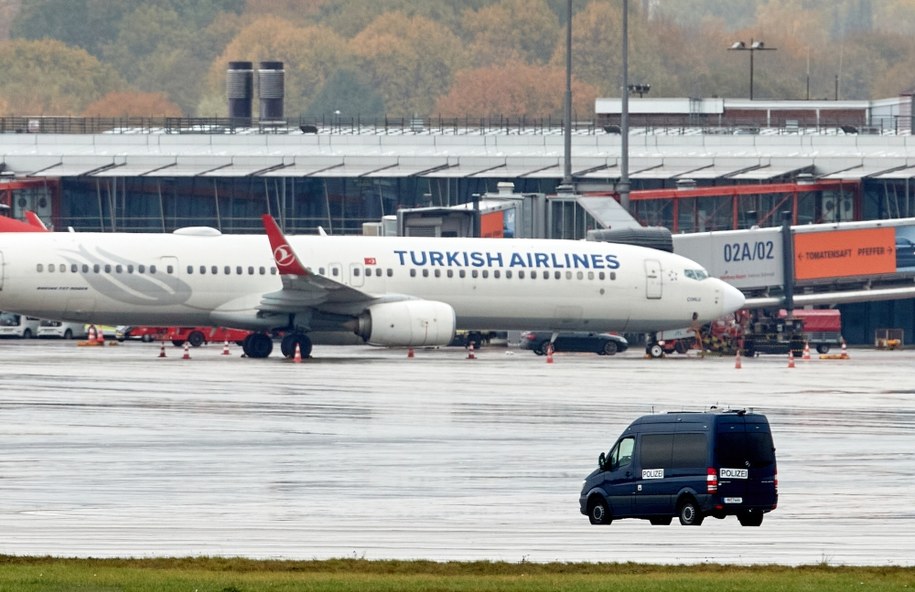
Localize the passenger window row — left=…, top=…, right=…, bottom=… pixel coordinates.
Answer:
left=36, top=262, right=615, bottom=283
left=35, top=263, right=279, bottom=276
left=408, top=268, right=617, bottom=281
left=186, top=265, right=277, bottom=276
left=37, top=263, right=167, bottom=274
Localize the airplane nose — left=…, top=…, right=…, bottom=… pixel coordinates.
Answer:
left=719, top=280, right=746, bottom=314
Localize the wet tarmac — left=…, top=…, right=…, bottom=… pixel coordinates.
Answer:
left=0, top=339, right=912, bottom=565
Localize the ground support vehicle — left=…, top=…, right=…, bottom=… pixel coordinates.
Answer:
left=742, top=309, right=842, bottom=357
left=580, top=409, right=778, bottom=527
left=648, top=309, right=842, bottom=358
left=117, top=326, right=252, bottom=347
left=874, top=328, right=904, bottom=349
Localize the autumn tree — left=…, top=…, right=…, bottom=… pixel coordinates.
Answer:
left=202, top=17, right=352, bottom=117
left=11, top=0, right=243, bottom=59
left=318, top=0, right=471, bottom=38
left=305, top=70, right=386, bottom=118
left=461, top=0, right=561, bottom=67
left=100, top=6, right=246, bottom=113
left=435, top=61, right=598, bottom=118
left=350, top=12, right=465, bottom=116
left=0, top=39, right=125, bottom=114
left=243, top=0, right=331, bottom=25
left=82, top=91, right=183, bottom=117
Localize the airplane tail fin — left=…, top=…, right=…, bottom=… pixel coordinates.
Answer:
left=24, top=210, right=49, bottom=230
left=261, top=214, right=309, bottom=276
left=0, top=211, right=47, bottom=232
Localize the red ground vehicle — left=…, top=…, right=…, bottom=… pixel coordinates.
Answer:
left=650, top=308, right=842, bottom=357
left=117, top=326, right=252, bottom=347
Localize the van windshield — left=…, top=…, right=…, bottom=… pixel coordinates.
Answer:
left=716, top=431, right=775, bottom=468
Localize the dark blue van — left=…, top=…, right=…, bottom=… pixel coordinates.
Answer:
left=579, top=409, right=777, bottom=526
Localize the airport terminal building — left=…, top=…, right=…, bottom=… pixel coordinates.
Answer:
left=3, top=93, right=915, bottom=344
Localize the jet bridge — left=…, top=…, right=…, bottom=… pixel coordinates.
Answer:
left=672, top=216, right=915, bottom=309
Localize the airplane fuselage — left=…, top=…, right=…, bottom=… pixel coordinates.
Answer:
left=0, top=229, right=744, bottom=337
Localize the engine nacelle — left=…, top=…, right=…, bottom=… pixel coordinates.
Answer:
left=355, top=300, right=456, bottom=346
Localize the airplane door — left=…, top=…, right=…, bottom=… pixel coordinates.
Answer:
left=645, top=259, right=662, bottom=299
left=349, top=263, right=364, bottom=288
left=159, top=256, right=180, bottom=291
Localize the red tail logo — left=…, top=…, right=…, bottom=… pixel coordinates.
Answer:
left=262, top=214, right=308, bottom=276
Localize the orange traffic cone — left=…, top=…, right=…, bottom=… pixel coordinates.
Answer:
left=802, top=341, right=811, bottom=361
left=182, top=342, right=191, bottom=360
left=407, top=347, right=415, bottom=358
left=222, top=339, right=230, bottom=356
left=87, top=325, right=97, bottom=343
left=546, top=343, right=554, bottom=364
left=787, top=349, right=795, bottom=368
left=158, top=343, right=167, bottom=358
left=96, top=326, right=105, bottom=345
left=293, top=343, right=302, bottom=363
left=735, top=349, right=742, bottom=369
left=840, top=339, right=849, bottom=359
left=466, top=343, right=476, bottom=360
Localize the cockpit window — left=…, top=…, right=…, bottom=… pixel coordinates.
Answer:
left=684, top=269, right=709, bottom=280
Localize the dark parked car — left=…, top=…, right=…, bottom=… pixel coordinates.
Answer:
left=520, top=331, right=628, bottom=356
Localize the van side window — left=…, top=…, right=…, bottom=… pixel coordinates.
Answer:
left=640, top=434, right=673, bottom=467
left=672, top=433, right=707, bottom=468
left=608, top=436, right=635, bottom=470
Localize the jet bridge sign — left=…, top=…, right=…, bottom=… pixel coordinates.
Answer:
left=793, top=227, right=896, bottom=281
left=673, top=228, right=783, bottom=290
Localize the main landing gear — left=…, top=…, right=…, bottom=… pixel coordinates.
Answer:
left=280, top=332, right=313, bottom=359
left=240, top=332, right=314, bottom=359
left=241, top=333, right=273, bottom=358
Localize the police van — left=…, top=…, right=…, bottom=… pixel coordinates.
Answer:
left=580, top=409, right=777, bottom=526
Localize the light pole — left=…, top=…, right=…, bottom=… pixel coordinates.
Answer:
left=627, top=83, right=651, bottom=98
left=728, top=39, right=776, bottom=100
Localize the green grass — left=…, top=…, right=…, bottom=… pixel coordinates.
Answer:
left=0, top=557, right=912, bottom=592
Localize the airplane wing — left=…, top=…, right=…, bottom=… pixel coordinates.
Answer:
left=259, top=214, right=376, bottom=312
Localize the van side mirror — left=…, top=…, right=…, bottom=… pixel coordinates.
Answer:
left=598, top=452, right=606, bottom=470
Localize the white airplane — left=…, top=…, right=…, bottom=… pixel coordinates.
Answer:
left=0, top=214, right=744, bottom=358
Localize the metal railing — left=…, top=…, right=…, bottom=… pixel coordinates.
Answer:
left=1, top=114, right=911, bottom=136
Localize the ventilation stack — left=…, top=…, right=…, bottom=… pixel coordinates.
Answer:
left=258, top=61, right=285, bottom=124
left=226, top=61, right=253, bottom=126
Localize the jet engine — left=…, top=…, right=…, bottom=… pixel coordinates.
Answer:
left=354, top=300, right=456, bottom=346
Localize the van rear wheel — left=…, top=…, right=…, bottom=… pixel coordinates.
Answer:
left=678, top=498, right=704, bottom=525
left=737, top=510, right=764, bottom=526
left=588, top=498, right=612, bottom=525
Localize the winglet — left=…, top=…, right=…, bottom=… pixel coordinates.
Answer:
left=262, top=214, right=309, bottom=276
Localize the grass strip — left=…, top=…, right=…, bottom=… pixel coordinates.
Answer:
left=0, top=556, right=912, bottom=592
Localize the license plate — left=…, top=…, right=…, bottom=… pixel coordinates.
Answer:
left=723, top=497, right=743, bottom=504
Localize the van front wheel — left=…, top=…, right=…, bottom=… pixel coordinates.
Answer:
left=678, top=498, right=704, bottom=526
left=588, top=498, right=612, bottom=525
